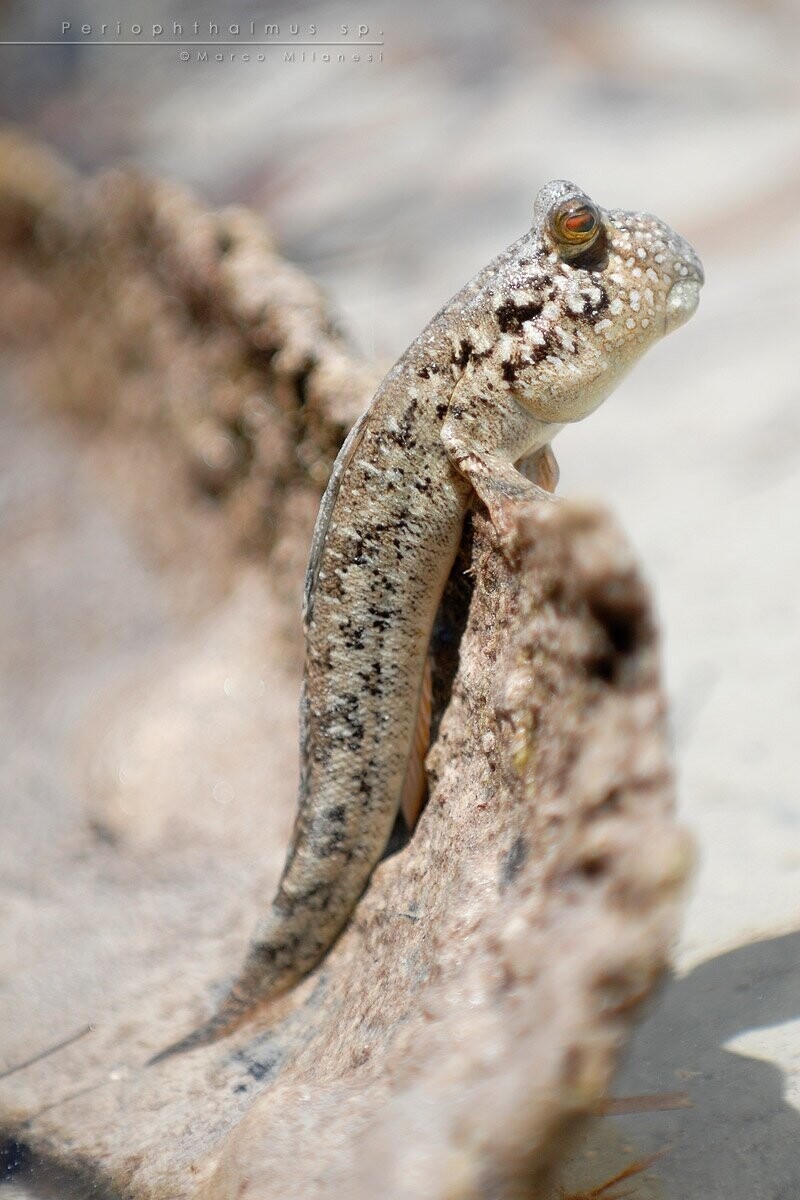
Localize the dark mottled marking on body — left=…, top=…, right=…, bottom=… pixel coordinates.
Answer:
left=494, top=297, right=545, bottom=333
left=454, top=338, right=473, bottom=369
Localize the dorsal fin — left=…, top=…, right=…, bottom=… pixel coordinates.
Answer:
left=303, top=407, right=371, bottom=629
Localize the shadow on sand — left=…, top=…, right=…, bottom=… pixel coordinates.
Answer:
left=590, top=930, right=800, bottom=1199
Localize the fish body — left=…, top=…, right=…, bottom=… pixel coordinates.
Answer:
left=150, top=180, right=702, bottom=1062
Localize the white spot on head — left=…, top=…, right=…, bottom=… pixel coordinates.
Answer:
left=625, top=317, right=636, bottom=330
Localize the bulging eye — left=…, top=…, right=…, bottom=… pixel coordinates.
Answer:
left=551, top=201, right=601, bottom=248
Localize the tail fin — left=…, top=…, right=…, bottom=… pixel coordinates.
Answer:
left=147, top=988, right=253, bottom=1066
left=147, top=930, right=302, bottom=1066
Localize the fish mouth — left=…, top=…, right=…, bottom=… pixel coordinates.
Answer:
left=665, top=275, right=702, bottom=333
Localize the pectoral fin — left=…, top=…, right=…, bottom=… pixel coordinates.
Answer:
left=520, top=443, right=560, bottom=492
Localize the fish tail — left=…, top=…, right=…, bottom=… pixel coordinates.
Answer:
left=146, top=987, right=254, bottom=1066
left=147, top=937, right=296, bottom=1066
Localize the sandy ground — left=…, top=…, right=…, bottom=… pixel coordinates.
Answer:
left=1, top=0, right=799, bottom=1195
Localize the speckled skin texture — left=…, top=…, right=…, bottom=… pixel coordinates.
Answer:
left=153, top=179, right=702, bottom=1060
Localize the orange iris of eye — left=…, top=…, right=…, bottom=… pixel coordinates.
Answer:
left=563, top=209, right=596, bottom=235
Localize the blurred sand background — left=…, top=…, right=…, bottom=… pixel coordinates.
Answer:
left=1, top=0, right=799, bottom=1196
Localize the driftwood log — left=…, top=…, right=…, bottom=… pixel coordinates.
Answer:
left=0, top=130, right=690, bottom=1200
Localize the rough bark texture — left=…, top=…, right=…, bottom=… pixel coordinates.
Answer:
left=0, top=131, right=690, bottom=1200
